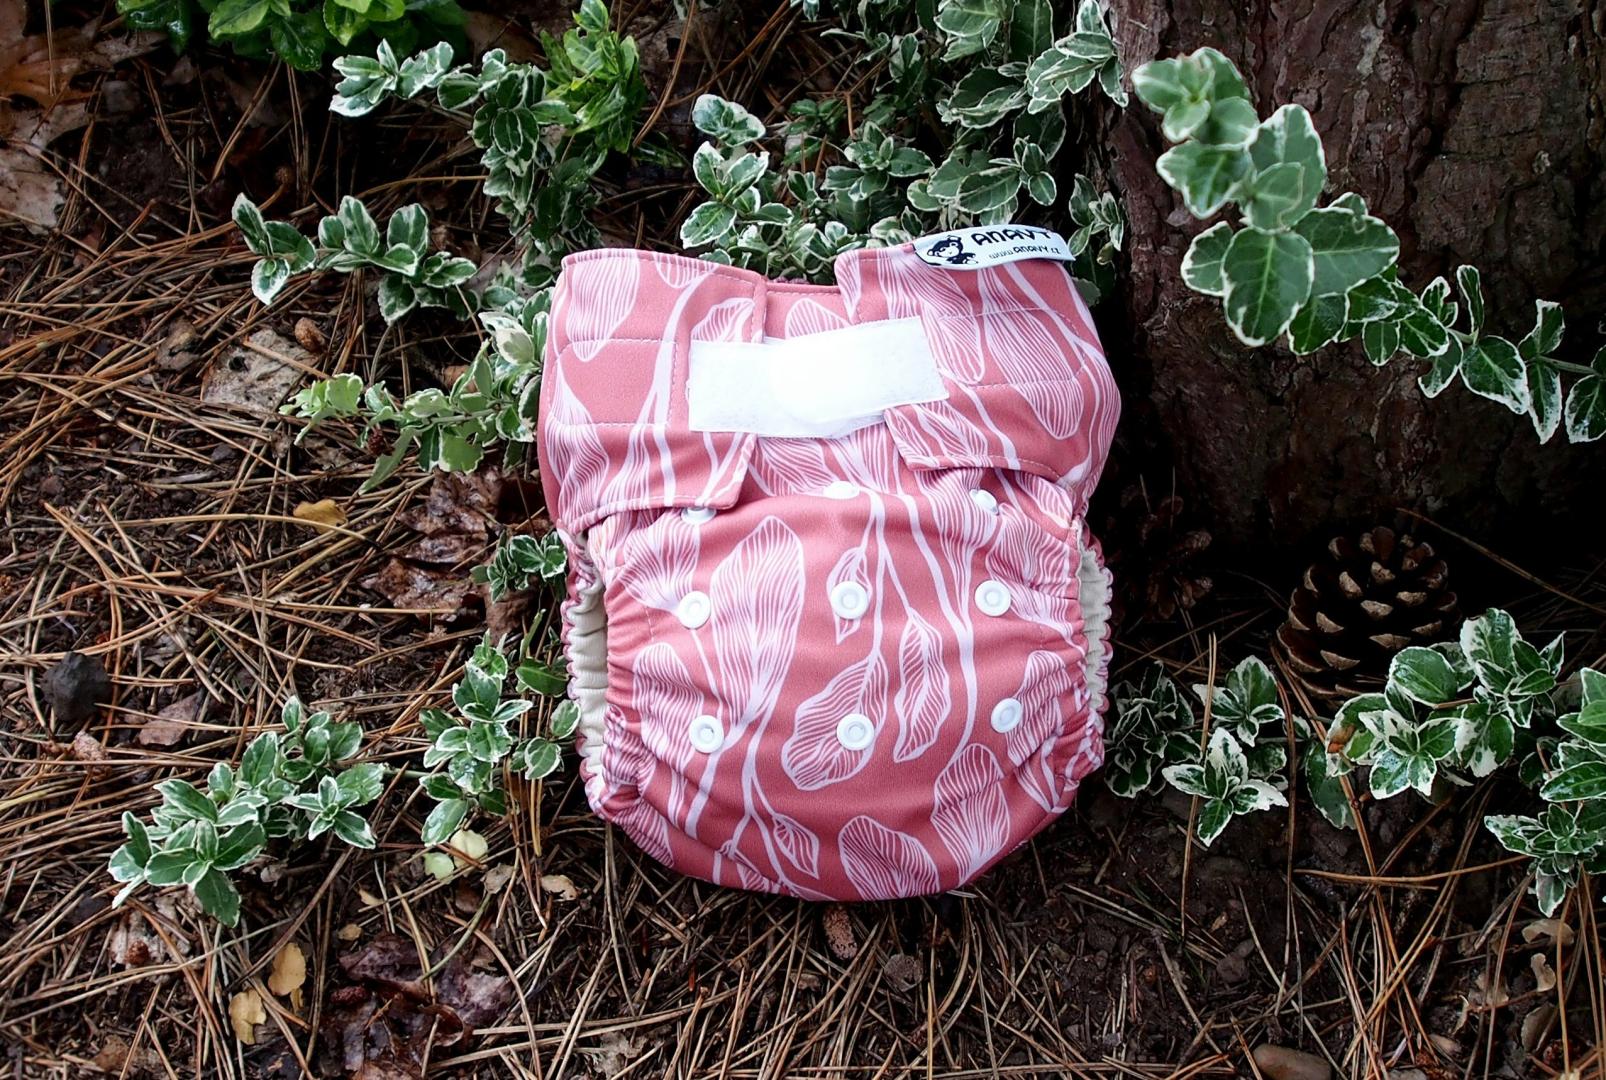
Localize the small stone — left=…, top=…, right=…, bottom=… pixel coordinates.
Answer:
left=1252, top=1044, right=1331, bottom=1080
left=293, top=317, right=327, bottom=354
left=45, top=651, right=111, bottom=729
left=881, top=953, right=923, bottom=992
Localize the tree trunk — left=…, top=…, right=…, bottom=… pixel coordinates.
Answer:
left=1103, top=0, right=1606, bottom=556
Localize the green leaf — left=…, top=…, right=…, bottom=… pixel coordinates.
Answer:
left=193, top=868, right=242, bottom=926
left=1455, top=265, right=1484, bottom=337
left=1459, top=336, right=1530, bottom=415
left=436, top=432, right=484, bottom=472
left=157, top=779, right=219, bottom=823
left=1245, top=105, right=1325, bottom=223
left=549, top=699, right=581, bottom=740
left=1293, top=205, right=1400, bottom=298
left=1461, top=609, right=1518, bottom=687
left=517, top=738, right=561, bottom=780
left=1220, top=228, right=1314, bottom=347
left=680, top=202, right=737, bottom=248
left=1541, top=762, right=1606, bottom=802
left=376, top=275, right=418, bottom=323
left=209, top=0, right=271, bottom=38
left=1526, top=359, right=1562, bottom=443
left=213, top=822, right=267, bottom=870
left=1241, top=162, right=1307, bottom=232
left=1564, top=367, right=1606, bottom=443
left=1188, top=223, right=1233, bottom=297
left=1418, top=335, right=1464, bottom=398
left=942, top=67, right=1027, bottom=128
left=1286, top=292, right=1347, bottom=355
left=1155, top=142, right=1250, bottom=218
left=268, top=9, right=328, bottom=70
left=691, top=94, right=765, bottom=145
left=421, top=797, right=469, bottom=845
left=337, top=196, right=381, bottom=256
left=251, top=258, right=292, bottom=305
left=231, top=194, right=270, bottom=251
left=1518, top=299, right=1564, bottom=361
left=385, top=204, right=429, bottom=257
left=330, top=810, right=376, bottom=849
left=1008, top=0, right=1055, bottom=60
left=1389, top=646, right=1459, bottom=706
left=956, top=162, right=1024, bottom=214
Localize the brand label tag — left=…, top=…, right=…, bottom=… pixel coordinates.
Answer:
left=911, top=225, right=1074, bottom=270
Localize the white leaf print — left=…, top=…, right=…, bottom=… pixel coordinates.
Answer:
left=650, top=250, right=714, bottom=288
left=709, top=517, right=805, bottom=727
left=892, top=610, right=950, bottom=761
left=978, top=270, right=1086, bottom=439
left=748, top=437, right=838, bottom=495
left=565, top=257, right=640, bottom=362
left=784, top=297, right=849, bottom=338
left=691, top=296, right=755, bottom=342
left=832, top=425, right=899, bottom=492
left=1005, top=650, right=1075, bottom=768
left=884, top=398, right=993, bottom=465
left=632, top=642, right=704, bottom=774
left=931, top=744, right=1010, bottom=880
left=542, top=364, right=611, bottom=521
left=613, top=799, right=674, bottom=866
left=600, top=703, right=653, bottom=790
left=873, top=254, right=983, bottom=382
left=771, top=811, right=822, bottom=878
left=838, top=816, right=940, bottom=899
left=780, top=650, right=888, bottom=790
left=984, top=519, right=1073, bottom=633
left=616, top=514, right=699, bottom=612
left=825, top=545, right=869, bottom=644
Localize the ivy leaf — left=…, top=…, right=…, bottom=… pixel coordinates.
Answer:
left=1455, top=265, right=1485, bottom=337
left=691, top=94, right=766, bottom=145
left=385, top=204, right=429, bottom=257
left=421, top=797, right=469, bottom=845
left=1287, top=292, right=1347, bottom=355
left=1156, top=142, right=1250, bottom=218
left=1220, top=228, right=1314, bottom=347
left=1245, top=104, right=1326, bottom=225
left=1240, top=162, right=1307, bottom=232
left=1526, top=359, right=1563, bottom=443
left=680, top=202, right=737, bottom=248
left=209, top=0, right=271, bottom=37
left=1293, top=204, right=1400, bottom=298
left=269, top=9, right=328, bottom=70
left=1418, top=336, right=1464, bottom=399
left=1563, top=347, right=1606, bottom=443
left=1389, top=646, right=1460, bottom=707
left=1459, top=336, right=1531, bottom=415
left=194, top=868, right=242, bottom=926
left=1181, top=222, right=1233, bottom=296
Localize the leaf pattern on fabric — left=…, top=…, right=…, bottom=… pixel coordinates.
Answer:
left=633, top=642, right=704, bottom=775
left=781, top=650, right=889, bottom=790
left=691, top=297, right=755, bottom=342
left=825, top=544, right=871, bottom=644
left=785, top=297, right=851, bottom=338
left=540, top=245, right=1120, bottom=901
left=615, top=514, right=700, bottom=612
left=932, top=744, right=1011, bottom=880
left=771, top=811, right=823, bottom=878
left=709, top=516, right=806, bottom=727
left=839, top=815, right=941, bottom=899
left=564, top=257, right=641, bottom=362
left=893, top=609, right=950, bottom=761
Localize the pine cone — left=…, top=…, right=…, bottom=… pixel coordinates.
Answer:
left=1275, top=526, right=1458, bottom=702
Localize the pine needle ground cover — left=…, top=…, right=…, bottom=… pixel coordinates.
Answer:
left=2, top=2, right=1604, bottom=1078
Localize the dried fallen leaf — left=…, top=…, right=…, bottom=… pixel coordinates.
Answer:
left=822, top=905, right=857, bottom=960
left=1521, top=918, right=1575, bottom=947
left=293, top=317, right=327, bottom=354
left=140, top=691, right=204, bottom=747
left=70, top=729, right=106, bottom=765
left=364, top=558, right=475, bottom=617
left=484, top=864, right=514, bottom=894
left=293, top=498, right=347, bottom=534
left=435, top=953, right=513, bottom=1029
left=1530, top=952, right=1557, bottom=993
left=230, top=989, right=267, bottom=1044
left=337, top=923, right=362, bottom=943
left=581, top=1032, right=643, bottom=1079
left=539, top=873, right=578, bottom=901
left=200, top=328, right=311, bottom=413
left=1522, top=1003, right=1556, bottom=1052
left=268, top=943, right=308, bottom=1012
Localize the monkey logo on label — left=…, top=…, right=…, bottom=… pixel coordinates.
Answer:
left=925, top=235, right=975, bottom=265
left=913, top=225, right=1075, bottom=270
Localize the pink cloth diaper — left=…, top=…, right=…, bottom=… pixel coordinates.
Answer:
left=538, top=236, right=1120, bottom=900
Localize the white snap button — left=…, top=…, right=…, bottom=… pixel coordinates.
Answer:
left=688, top=714, right=724, bottom=753
left=676, top=590, right=712, bottom=629
left=822, top=481, right=859, bottom=499
left=830, top=581, right=870, bottom=619
left=835, top=712, right=875, bottom=750
left=682, top=506, right=716, bottom=524
left=970, top=489, right=1000, bottom=514
left=975, top=580, right=1011, bottom=616
left=990, top=697, right=1023, bottom=733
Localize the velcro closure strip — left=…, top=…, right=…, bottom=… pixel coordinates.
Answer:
left=686, top=317, right=949, bottom=439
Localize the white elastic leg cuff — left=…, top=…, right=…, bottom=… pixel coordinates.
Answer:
left=1078, top=547, right=1112, bottom=704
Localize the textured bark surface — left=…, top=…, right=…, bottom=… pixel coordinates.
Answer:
left=1103, top=0, right=1606, bottom=554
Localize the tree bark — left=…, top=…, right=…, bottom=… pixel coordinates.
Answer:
left=1104, top=0, right=1606, bottom=555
